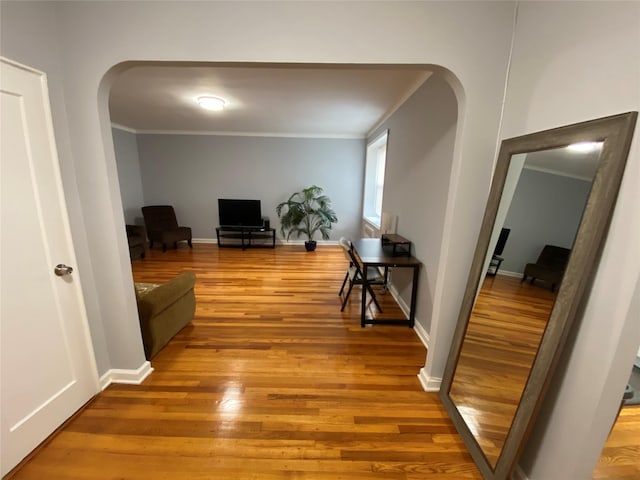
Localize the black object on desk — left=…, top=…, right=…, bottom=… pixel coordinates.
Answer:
left=381, top=233, right=412, bottom=257
left=351, top=238, right=421, bottom=328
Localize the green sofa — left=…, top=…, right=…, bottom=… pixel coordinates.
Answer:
left=135, top=271, right=196, bottom=359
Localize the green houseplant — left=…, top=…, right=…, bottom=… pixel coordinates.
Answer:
left=276, top=185, right=338, bottom=251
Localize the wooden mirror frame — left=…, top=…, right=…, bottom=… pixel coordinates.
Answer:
left=439, top=111, right=637, bottom=480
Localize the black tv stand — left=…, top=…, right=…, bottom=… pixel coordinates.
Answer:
left=216, top=225, right=275, bottom=249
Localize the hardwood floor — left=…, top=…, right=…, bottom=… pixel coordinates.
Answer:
left=594, top=405, right=640, bottom=479
left=8, top=245, right=637, bottom=479
left=8, top=244, right=481, bottom=480
left=446, top=275, right=640, bottom=478
left=448, top=275, right=555, bottom=466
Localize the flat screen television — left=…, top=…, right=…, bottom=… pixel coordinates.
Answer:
left=218, top=199, right=263, bottom=228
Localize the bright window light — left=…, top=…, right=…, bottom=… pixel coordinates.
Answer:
left=363, top=130, right=388, bottom=227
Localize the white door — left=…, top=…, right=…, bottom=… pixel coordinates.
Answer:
left=0, top=58, right=99, bottom=476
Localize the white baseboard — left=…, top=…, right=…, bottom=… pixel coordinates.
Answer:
left=387, top=283, right=410, bottom=317
left=418, top=367, right=442, bottom=392
left=413, top=321, right=430, bottom=350
left=192, top=238, right=216, bottom=244
left=387, top=283, right=428, bottom=349
left=280, top=240, right=340, bottom=246
left=498, top=269, right=523, bottom=278
left=191, top=238, right=339, bottom=246
left=99, top=361, right=153, bottom=390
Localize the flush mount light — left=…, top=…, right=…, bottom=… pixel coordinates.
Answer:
left=567, top=141, right=602, bottom=153
left=197, top=96, right=225, bottom=111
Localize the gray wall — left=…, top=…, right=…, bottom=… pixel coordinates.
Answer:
left=135, top=134, right=365, bottom=241
left=369, top=74, right=458, bottom=333
left=112, top=128, right=144, bottom=225
left=501, top=168, right=591, bottom=274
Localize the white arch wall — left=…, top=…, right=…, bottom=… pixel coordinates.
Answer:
left=0, top=1, right=516, bottom=376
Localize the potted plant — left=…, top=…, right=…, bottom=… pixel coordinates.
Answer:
left=276, top=185, right=338, bottom=251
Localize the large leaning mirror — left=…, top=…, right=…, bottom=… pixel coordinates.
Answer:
left=439, top=112, right=637, bottom=480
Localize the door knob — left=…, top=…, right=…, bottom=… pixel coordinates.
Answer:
left=54, top=264, right=73, bottom=276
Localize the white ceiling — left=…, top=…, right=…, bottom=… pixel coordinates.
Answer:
left=108, top=64, right=432, bottom=138
left=524, top=145, right=602, bottom=181
left=108, top=64, right=602, bottom=179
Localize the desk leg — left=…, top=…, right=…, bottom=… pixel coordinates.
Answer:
left=361, top=264, right=367, bottom=328
left=409, top=266, right=419, bottom=328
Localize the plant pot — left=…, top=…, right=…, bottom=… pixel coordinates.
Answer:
left=304, top=240, right=317, bottom=252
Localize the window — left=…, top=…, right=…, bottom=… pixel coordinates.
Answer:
left=363, top=130, right=388, bottom=227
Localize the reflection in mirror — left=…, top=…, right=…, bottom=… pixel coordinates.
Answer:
left=438, top=112, right=636, bottom=480
left=448, top=144, right=600, bottom=466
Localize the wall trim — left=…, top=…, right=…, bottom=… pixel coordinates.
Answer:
left=192, top=238, right=217, bottom=244
left=192, top=238, right=340, bottom=246
left=110, top=123, right=364, bottom=139
left=497, top=269, right=523, bottom=278
left=524, top=163, right=592, bottom=182
left=110, top=122, right=138, bottom=134
left=388, top=282, right=410, bottom=317
left=413, top=320, right=430, bottom=350
left=388, top=282, right=429, bottom=350
left=418, top=367, right=442, bottom=392
left=379, top=281, right=439, bottom=392
left=99, top=361, right=153, bottom=390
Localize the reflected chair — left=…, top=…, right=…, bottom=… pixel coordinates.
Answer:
left=126, top=224, right=146, bottom=260
left=141, top=205, right=193, bottom=252
left=487, top=227, right=510, bottom=276
left=338, top=237, right=384, bottom=312
left=522, top=244, right=571, bottom=291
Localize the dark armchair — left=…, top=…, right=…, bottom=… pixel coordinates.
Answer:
left=522, top=244, right=571, bottom=291
left=141, top=205, right=193, bottom=252
left=126, top=224, right=146, bottom=260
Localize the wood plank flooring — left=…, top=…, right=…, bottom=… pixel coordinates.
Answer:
left=448, top=275, right=555, bottom=466
left=8, top=244, right=638, bottom=479
left=594, top=404, right=640, bottom=479
left=8, top=244, right=481, bottom=480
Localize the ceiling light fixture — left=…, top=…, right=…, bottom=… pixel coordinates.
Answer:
left=567, top=141, right=602, bottom=153
left=197, top=96, right=225, bottom=111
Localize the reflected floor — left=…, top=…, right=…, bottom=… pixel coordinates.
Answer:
left=449, top=274, right=555, bottom=466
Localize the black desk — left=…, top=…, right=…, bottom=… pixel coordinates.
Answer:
left=351, top=238, right=421, bottom=328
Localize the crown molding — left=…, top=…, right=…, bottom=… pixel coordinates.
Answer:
left=523, top=164, right=593, bottom=182
left=110, top=123, right=364, bottom=139
left=110, top=123, right=138, bottom=134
